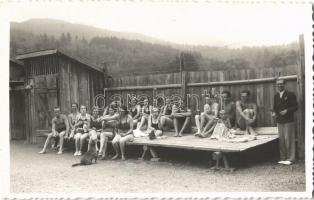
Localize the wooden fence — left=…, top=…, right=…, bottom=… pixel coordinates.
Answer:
left=106, top=64, right=304, bottom=158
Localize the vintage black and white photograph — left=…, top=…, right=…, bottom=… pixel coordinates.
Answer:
left=2, top=0, right=313, bottom=197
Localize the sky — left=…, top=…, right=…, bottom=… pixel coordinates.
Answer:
left=1, top=1, right=312, bottom=47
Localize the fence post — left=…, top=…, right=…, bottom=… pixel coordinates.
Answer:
left=180, top=52, right=188, bottom=110
left=296, top=34, right=305, bottom=159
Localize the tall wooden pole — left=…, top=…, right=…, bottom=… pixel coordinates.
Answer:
left=297, top=34, right=305, bottom=159
left=180, top=52, right=187, bottom=110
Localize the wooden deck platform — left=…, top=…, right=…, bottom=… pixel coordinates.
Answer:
left=128, top=127, right=279, bottom=153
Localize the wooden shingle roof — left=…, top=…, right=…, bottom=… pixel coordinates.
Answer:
left=16, top=49, right=103, bottom=73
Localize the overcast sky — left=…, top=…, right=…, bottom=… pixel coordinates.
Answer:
left=2, top=1, right=312, bottom=47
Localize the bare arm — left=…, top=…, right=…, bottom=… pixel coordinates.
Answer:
left=252, top=103, right=257, bottom=122
left=51, top=118, right=56, bottom=136
left=133, top=105, right=141, bottom=119
left=147, top=115, right=152, bottom=129
left=63, top=115, right=70, bottom=135
left=236, top=101, right=249, bottom=121
left=213, top=103, right=219, bottom=118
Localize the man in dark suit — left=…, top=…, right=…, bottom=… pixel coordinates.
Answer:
left=272, top=78, right=298, bottom=165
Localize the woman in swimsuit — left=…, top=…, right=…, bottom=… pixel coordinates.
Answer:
left=129, top=97, right=142, bottom=128
left=102, top=105, right=134, bottom=161
left=147, top=107, right=163, bottom=137
left=73, top=105, right=91, bottom=156
left=88, top=106, right=102, bottom=153
left=137, top=98, right=152, bottom=131
left=99, top=106, right=117, bottom=159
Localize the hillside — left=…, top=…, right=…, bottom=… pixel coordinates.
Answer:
left=10, top=19, right=300, bottom=75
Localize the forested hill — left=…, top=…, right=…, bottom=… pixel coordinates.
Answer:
left=10, top=19, right=300, bottom=75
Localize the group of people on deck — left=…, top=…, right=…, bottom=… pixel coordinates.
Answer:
left=38, top=78, right=298, bottom=165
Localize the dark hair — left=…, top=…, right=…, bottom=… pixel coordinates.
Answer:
left=241, top=90, right=251, bottom=96
left=92, top=106, right=99, bottom=112
left=71, top=103, right=79, bottom=108
left=80, top=105, right=87, bottom=111
left=222, top=91, right=231, bottom=98
left=54, top=106, right=60, bottom=110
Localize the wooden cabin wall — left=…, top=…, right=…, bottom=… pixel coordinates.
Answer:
left=10, top=62, right=25, bottom=82
left=58, top=56, right=104, bottom=115
left=10, top=90, right=26, bottom=140
left=23, top=56, right=59, bottom=143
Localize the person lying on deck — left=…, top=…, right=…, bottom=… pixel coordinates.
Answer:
left=137, top=98, right=152, bottom=131
left=236, top=90, right=258, bottom=135
left=172, top=104, right=192, bottom=137
left=99, top=106, right=117, bottom=159
left=195, top=96, right=219, bottom=138
left=102, top=105, right=134, bottom=161
left=73, top=105, right=91, bottom=156
left=129, top=97, right=142, bottom=129
left=68, top=103, right=80, bottom=139
left=39, top=107, right=69, bottom=155
left=159, top=97, right=174, bottom=131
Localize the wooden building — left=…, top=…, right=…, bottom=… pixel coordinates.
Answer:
left=16, top=49, right=104, bottom=143
left=10, top=59, right=26, bottom=140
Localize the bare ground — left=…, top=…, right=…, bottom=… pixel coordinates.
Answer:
left=10, top=140, right=305, bottom=193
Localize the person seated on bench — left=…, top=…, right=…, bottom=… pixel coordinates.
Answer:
left=39, top=107, right=70, bottom=154
left=236, top=90, right=257, bottom=135
left=88, top=106, right=102, bottom=153
left=68, top=103, right=80, bottom=139
left=73, top=105, right=91, bottom=156
left=210, top=110, right=233, bottom=140
left=102, top=105, right=134, bottom=161
left=99, top=106, right=117, bottom=159
left=159, top=97, right=174, bottom=131
left=221, top=90, right=236, bottom=127
left=195, top=96, right=219, bottom=138
left=172, top=103, right=192, bottom=137
left=129, top=97, right=142, bottom=128
left=147, top=107, right=163, bottom=138
left=137, top=98, right=152, bottom=131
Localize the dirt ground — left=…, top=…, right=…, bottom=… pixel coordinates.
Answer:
left=10, top=140, right=305, bottom=193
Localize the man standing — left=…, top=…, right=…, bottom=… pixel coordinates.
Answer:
left=272, top=78, right=298, bottom=165
left=39, top=107, right=70, bottom=154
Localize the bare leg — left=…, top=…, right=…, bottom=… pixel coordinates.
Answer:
left=173, top=118, right=179, bottom=136
left=137, top=116, right=146, bottom=130
left=119, top=134, right=134, bottom=160
left=111, top=135, right=120, bottom=160
left=201, top=120, right=216, bottom=138
left=74, top=133, right=82, bottom=155
left=179, top=117, right=190, bottom=136
left=58, top=131, right=66, bottom=154
left=39, top=133, right=53, bottom=153
left=79, top=133, right=89, bottom=155
left=195, top=115, right=201, bottom=134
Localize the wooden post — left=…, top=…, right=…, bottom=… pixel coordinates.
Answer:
left=296, top=34, right=305, bottom=159
left=180, top=52, right=187, bottom=110
left=103, top=62, right=109, bottom=107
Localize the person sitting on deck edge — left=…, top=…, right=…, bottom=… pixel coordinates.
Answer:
left=129, top=96, right=142, bottom=129
left=99, top=105, right=117, bottom=159
left=195, top=95, right=219, bottom=138
left=159, top=97, right=174, bottom=131
left=73, top=105, right=91, bottom=156
left=172, top=102, right=192, bottom=137
left=236, top=90, right=257, bottom=135
left=102, top=105, right=134, bottom=161
left=137, top=98, right=152, bottom=131
left=39, top=107, right=70, bottom=155
left=68, top=103, right=80, bottom=139
left=221, top=90, right=236, bottom=128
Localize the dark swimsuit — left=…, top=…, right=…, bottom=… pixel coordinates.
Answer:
left=117, top=116, right=132, bottom=136
left=143, top=106, right=150, bottom=115
left=55, top=117, right=66, bottom=133
left=90, top=116, right=102, bottom=130
left=150, top=116, right=161, bottom=131
left=164, top=105, right=172, bottom=115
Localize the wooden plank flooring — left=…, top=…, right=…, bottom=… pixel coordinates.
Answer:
left=129, top=127, right=279, bottom=153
